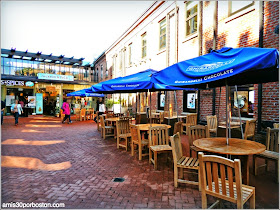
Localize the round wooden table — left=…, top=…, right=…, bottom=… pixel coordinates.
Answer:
left=105, top=117, right=120, bottom=122
left=193, top=137, right=266, bottom=185
left=137, top=124, right=171, bottom=131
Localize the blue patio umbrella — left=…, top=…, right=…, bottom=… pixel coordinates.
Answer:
left=67, top=88, right=104, bottom=97
left=151, top=47, right=279, bottom=89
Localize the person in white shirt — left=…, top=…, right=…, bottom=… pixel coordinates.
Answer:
left=11, top=100, right=23, bottom=126
left=94, top=98, right=106, bottom=123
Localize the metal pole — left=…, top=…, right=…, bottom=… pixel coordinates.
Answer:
left=135, top=92, right=138, bottom=114
left=149, top=89, right=152, bottom=124
left=120, top=93, right=121, bottom=114
left=228, top=86, right=231, bottom=139
left=113, top=94, right=114, bottom=113
left=235, top=85, right=244, bottom=139
left=226, top=84, right=229, bottom=145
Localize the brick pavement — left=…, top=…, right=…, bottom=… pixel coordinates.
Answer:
left=1, top=116, right=279, bottom=209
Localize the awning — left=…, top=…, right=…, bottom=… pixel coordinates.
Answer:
left=67, top=88, right=104, bottom=97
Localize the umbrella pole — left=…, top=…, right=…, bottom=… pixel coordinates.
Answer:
left=226, top=84, right=229, bottom=145
left=120, top=93, right=121, bottom=114
left=149, top=89, right=152, bottom=124
left=136, top=92, right=138, bottom=114
left=235, top=85, right=244, bottom=139
left=113, top=94, right=114, bottom=113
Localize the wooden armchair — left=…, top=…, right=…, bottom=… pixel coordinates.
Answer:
left=149, top=126, right=172, bottom=170
left=170, top=133, right=200, bottom=188
left=244, top=119, right=256, bottom=140
left=116, top=119, right=131, bottom=151
left=120, top=116, right=132, bottom=124
left=80, top=108, right=86, bottom=121
left=130, top=124, right=149, bottom=160
left=253, top=127, right=279, bottom=182
left=183, top=113, right=197, bottom=135
left=100, top=116, right=115, bottom=139
left=198, top=152, right=255, bottom=209
left=188, top=125, right=210, bottom=157
left=206, top=115, right=218, bottom=137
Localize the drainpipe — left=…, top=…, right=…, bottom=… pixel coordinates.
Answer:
left=198, top=1, right=202, bottom=56
left=212, top=1, right=218, bottom=116
left=257, top=1, right=264, bottom=133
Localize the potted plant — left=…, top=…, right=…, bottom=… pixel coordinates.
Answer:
left=105, top=98, right=114, bottom=111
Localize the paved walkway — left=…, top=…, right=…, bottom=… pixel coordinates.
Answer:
left=1, top=116, right=279, bottom=209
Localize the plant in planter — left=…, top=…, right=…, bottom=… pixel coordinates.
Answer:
left=55, top=106, right=60, bottom=117
left=105, top=99, right=114, bottom=109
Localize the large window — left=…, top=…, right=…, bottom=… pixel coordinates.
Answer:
left=228, top=1, right=254, bottom=16
left=185, top=1, right=198, bottom=36
left=141, top=33, right=147, bottom=58
left=157, top=91, right=165, bottom=110
left=183, top=90, right=197, bottom=113
left=159, top=18, right=166, bottom=50
left=100, top=65, right=103, bottom=80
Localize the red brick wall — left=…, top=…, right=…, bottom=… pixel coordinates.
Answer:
left=199, top=89, right=213, bottom=121
left=262, top=82, right=279, bottom=122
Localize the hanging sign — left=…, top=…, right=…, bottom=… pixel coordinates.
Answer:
left=28, top=96, right=36, bottom=107
left=187, top=93, right=196, bottom=109
left=38, top=73, right=74, bottom=81
left=36, top=93, right=43, bottom=114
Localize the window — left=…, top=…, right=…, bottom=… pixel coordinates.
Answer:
left=157, top=91, right=165, bottom=110
left=159, top=18, right=167, bottom=50
left=183, top=90, right=197, bottom=113
left=100, top=65, right=103, bottom=80
left=185, top=1, right=198, bottom=36
left=128, top=43, right=132, bottom=65
left=141, top=33, right=147, bottom=58
left=228, top=1, right=254, bottom=16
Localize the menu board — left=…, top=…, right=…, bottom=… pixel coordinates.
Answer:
left=28, top=96, right=36, bottom=107
left=36, top=93, right=43, bottom=114
left=187, top=93, right=196, bottom=109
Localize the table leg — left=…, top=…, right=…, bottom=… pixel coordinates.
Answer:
left=240, top=155, right=249, bottom=185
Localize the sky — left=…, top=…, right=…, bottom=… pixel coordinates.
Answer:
left=1, top=1, right=152, bottom=64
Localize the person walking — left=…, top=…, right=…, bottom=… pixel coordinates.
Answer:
left=94, top=98, right=105, bottom=123
left=11, top=100, right=23, bottom=126
left=62, top=99, right=72, bottom=124
left=1, top=100, right=6, bottom=125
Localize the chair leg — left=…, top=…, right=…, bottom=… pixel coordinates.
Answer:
left=139, top=144, right=142, bottom=161
left=249, top=190, right=255, bottom=209
left=154, top=151, right=158, bottom=170
left=237, top=200, right=243, bottom=209
left=201, top=192, right=207, bottom=209
left=253, top=155, right=257, bottom=176
left=131, top=142, right=134, bottom=156
left=125, top=137, right=128, bottom=151
left=117, top=137, right=120, bottom=149
left=174, top=166, right=178, bottom=188
left=149, top=149, right=152, bottom=164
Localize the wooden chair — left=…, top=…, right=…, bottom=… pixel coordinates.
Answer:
left=244, top=119, right=256, bottom=140
left=136, top=114, right=141, bottom=124
left=80, top=108, right=86, bottom=121
left=170, top=133, right=200, bottom=188
left=159, top=112, right=164, bottom=124
left=174, top=121, right=183, bottom=135
left=183, top=113, right=197, bottom=135
left=198, top=152, right=255, bottom=209
left=100, top=116, right=115, bottom=139
left=273, top=123, right=279, bottom=128
left=172, top=111, right=178, bottom=117
left=163, top=111, right=169, bottom=117
left=130, top=124, right=149, bottom=160
left=116, top=119, right=131, bottom=151
left=120, top=116, right=132, bottom=124
left=114, top=113, right=124, bottom=117
left=188, top=125, right=210, bottom=157
left=149, top=126, right=172, bottom=170
left=253, top=127, right=279, bottom=182
left=149, top=117, right=160, bottom=124
left=74, top=108, right=80, bottom=121
left=206, top=115, right=218, bottom=137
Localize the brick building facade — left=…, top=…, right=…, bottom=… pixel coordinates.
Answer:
left=97, top=1, right=279, bottom=130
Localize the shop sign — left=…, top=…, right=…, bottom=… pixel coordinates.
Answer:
left=25, top=81, right=34, bottom=87
left=28, top=96, right=36, bottom=107
left=46, top=86, right=56, bottom=92
left=38, top=73, right=74, bottom=81
left=1, top=80, right=24, bottom=86
left=36, top=93, right=43, bottom=114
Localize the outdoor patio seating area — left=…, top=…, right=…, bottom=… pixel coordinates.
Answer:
left=2, top=116, right=278, bottom=209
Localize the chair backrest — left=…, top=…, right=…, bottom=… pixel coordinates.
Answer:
left=206, top=115, right=217, bottom=132
left=266, top=127, right=279, bottom=152
left=149, top=126, right=169, bottom=146
left=188, top=125, right=209, bottom=147
left=164, top=111, right=169, bottom=117
left=170, top=132, right=183, bottom=164
left=100, top=116, right=105, bottom=128
left=107, top=113, right=115, bottom=118
left=106, top=111, right=114, bottom=115
left=136, top=114, right=141, bottom=124
left=75, top=108, right=80, bottom=114
left=198, top=152, right=243, bottom=204
left=186, top=113, right=197, bottom=125
left=114, top=113, right=124, bottom=117
left=130, top=124, right=141, bottom=143
left=173, top=111, right=178, bottom=117
left=120, top=116, right=132, bottom=121
left=160, top=112, right=164, bottom=123
left=116, top=119, right=130, bottom=136
left=80, top=108, right=86, bottom=116
left=273, top=123, right=279, bottom=129
left=151, top=117, right=160, bottom=124
left=174, top=121, right=183, bottom=135
left=244, top=119, right=256, bottom=140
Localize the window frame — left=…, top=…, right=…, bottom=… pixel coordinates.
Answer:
left=159, top=18, right=167, bottom=50
left=141, top=32, right=147, bottom=59
left=228, top=1, right=254, bottom=16
left=128, top=43, right=133, bottom=65
left=185, top=1, right=198, bottom=37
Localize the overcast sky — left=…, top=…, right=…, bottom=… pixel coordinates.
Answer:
left=1, top=1, right=152, bottom=64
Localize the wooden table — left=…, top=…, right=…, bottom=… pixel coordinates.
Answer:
left=137, top=124, right=171, bottom=131
left=193, top=137, right=266, bottom=185
left=105, top=117, right=120, bottom=138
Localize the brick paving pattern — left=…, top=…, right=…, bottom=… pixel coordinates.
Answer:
left=1, top=116, right=279, bottom=209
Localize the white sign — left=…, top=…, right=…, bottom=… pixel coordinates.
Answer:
left=6, top=95, right=15, bottom=106
left=1, top=80, right=24, bottom=86
left=160, top=94, right=165, bottom=107
left=187, top=93, right=196, bottom=109
left=28, top=96, right=36, bottom=107
left=38, top=73, right=74, bottom=81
